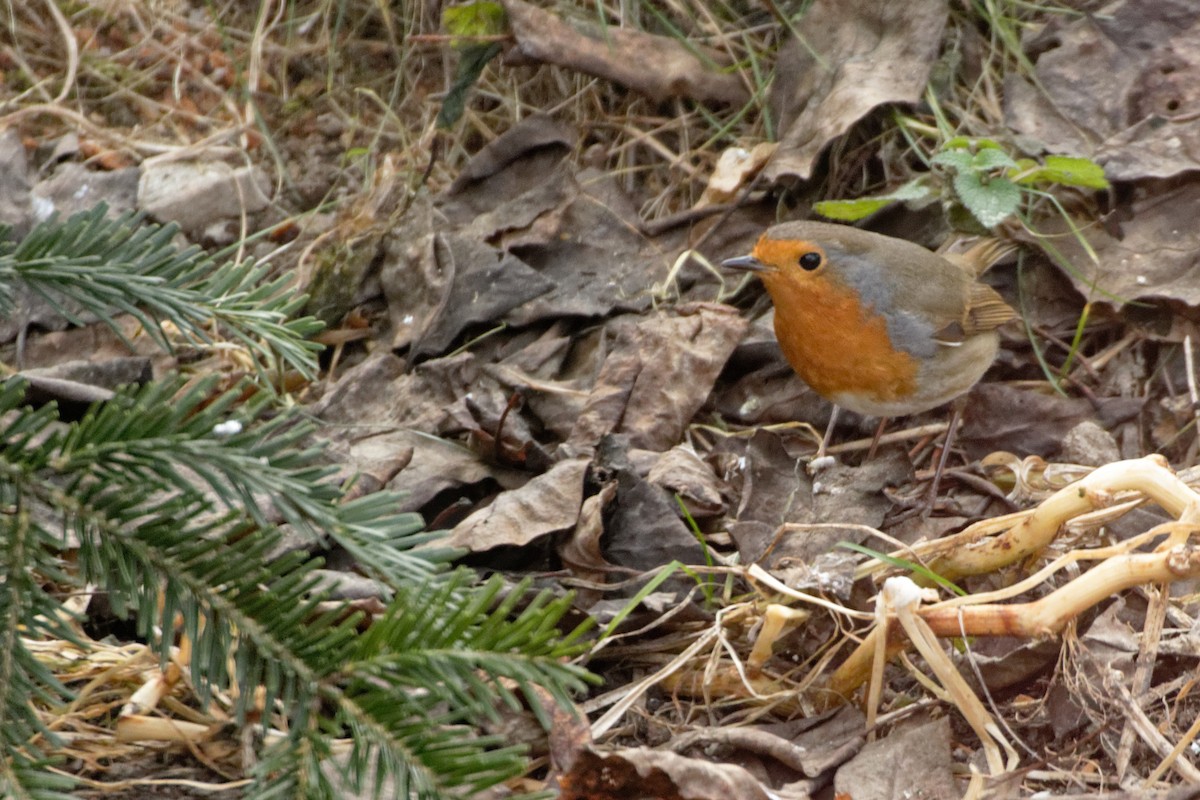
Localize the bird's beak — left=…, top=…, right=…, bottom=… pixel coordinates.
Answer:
left=722, top=254, right=766, bottom=272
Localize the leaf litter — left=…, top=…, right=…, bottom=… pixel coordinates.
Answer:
left=7, top=0, right=1200, bottom=797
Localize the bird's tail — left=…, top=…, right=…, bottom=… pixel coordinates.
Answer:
left=945, top=237, right=1019, bottom=277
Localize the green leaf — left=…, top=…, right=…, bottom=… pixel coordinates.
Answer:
left=813, top=180, right=931, bottom=222
left=437, top=2, right=510, bottom=128
left=971, top=147, right=1018, bottom=171
left=934, top=137, right=1014, bottom=174
left=952, top=172, right=1021, bottom=228
left=940, top=136, right=1003, bottom=152
left=442, top=1, right=508, bottom=45
left=1015, top=155, right=1110, bottom=189
left=930, top=149, right=973, bottom=171
left=940, top=135, right=973, bottom=150
left=437, top=42, right=503, bottom=129
left=837, top=542, right=967, bottom=596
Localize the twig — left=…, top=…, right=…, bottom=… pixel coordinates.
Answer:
left=42, top=0, right=79, bottom=104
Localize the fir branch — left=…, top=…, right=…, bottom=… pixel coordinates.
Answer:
left=54, top=377, right=341, bottom=536
left=0, top=505, right=88, bottom=799
left=0, top=205, right=322, bottom=382
left=334, top=493, right=462, bottom=586
left=336, top=706, right=528, bottom=800
left=346, top=572, right=596, bottom=698
left=0, top=754, right=78, bottom=800
left=46, top=376, right=445, bottom=583
left=0, top=208, right=597, bottom=799
left=251, top=728, right=336, bottom=800
left=326, top=572, right=596, bottom=797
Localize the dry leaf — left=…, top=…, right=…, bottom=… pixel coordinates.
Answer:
left=1005, top=0, right=1200, bottom=181
left=833, top=716, right=956, bottom=800
left=765, top=0, right=949, bottom=182
left=567, top=303, right=748, bottom=452
left=445, top=458, right=588, bottom=552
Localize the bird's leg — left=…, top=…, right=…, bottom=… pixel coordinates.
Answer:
left=866, top=417, right=890, bottom=461
left=923, top=400, right=966, bottom=514
left=817, top=404, right=841, bottom=459
left=808, top=406, right=842, bottom=475
left=888, top=401, right=968, bottom=521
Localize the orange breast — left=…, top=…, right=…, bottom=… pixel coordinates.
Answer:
left=761, top=271, right=918, bottom=404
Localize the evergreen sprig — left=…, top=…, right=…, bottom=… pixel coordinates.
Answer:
left=253, top=571, right=595, bottom=800
left=0, top=209, right=595, bottom=799
left=0, top=205, right=323, bottom=383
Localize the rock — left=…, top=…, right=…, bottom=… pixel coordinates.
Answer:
left=31, top=162, right=140, bottom=223
left=1061, top=419, right=1121, bottom=467
left=138, top=160, right=271, bottom=234
left=0, top=129, right=33, bottom=236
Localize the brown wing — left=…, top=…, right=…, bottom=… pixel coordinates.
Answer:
left=934, top=284, right=1015, bottom=342
left=963, top=283, right=1016, bottom=334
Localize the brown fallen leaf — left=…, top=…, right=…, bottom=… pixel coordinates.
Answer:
left=1040, top=179, right=1200, bottom=310
left=447, top=113, right=577, bottom=195
left=444, top=458, right=588, bottom=552
left=567, top=303, right=748, bottom=453
left=1005, top=0, right=1200, bottom=181
left=960, top=383, right=1142, bottom=461
left=646, top=445, right=728, bottom=520
left=383, top=231, right=554, bottom=358
left=722, top=429, right=898, bottom=563
left=339, top=430, right=527, bottom=514
left=603, top=461, right=705, bottom=575
left=833, top=716, right=956, bottom=800
left=558, top=481, right=616, bottom=600
left=314, top=350, right=481, bottom=435
left=501, top=166, right=693, bottom=324
left=765, top=0, right=949, bottom=182
left=435, top=153, right=695, bottom=325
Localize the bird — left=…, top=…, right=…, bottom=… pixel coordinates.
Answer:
left=723, top=220, right=1016, bottom=501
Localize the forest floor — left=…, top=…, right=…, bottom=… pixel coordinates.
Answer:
left=6, top=1, right=1200, bottom=798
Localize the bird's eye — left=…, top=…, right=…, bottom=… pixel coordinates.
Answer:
left=798, top=252, right=822, bottom=271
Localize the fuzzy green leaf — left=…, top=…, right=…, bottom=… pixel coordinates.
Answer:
left=930, top=149, right=974, bottom=172
left=971, top=147, right=1018, bottom=171
left=952, top=172, right=1022, bottom=228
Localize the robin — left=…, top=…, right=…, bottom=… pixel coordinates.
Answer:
left=723, top=221, right=1015, bottom=497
